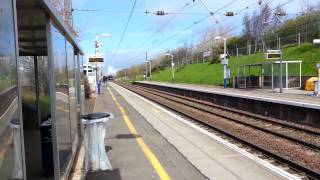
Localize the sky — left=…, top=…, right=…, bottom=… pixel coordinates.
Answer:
left=72, top=0, right=319, bottom=75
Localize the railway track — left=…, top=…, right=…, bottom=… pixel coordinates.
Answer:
left=115, top=82, right=320, bottom=180
left=0, top=87, right=18, bottom=117
left=131, top=84, right=320, bottom=150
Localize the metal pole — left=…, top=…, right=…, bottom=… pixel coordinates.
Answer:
left=223, top=38, right=227, bottom=88
left=298, top=33, right=301, bottom=45
left=279, top=53, right=283, bottom=93
left=202, top=52, right=204, bottom=63
left=171, top=55, right=175, bottom=83
left=95, top=38, right=101, bottom=93
left=244, top=66, right=246, bottom=89
left=286, top=62, right=288, bottom=89
left=223, top=38, right=226, bottom=55
left=185, top=50, right=188, bottom=64
left=224, top=65, right=227, bottom=88
left=272, top=63, right=274, bottom=89
left=299, top=62, right=302, bottom=89
left=278, top=37, right=281, bottom=49
left=236, top=45, right=239, bottom=57
left=145, top=52, right=148, bottom=80
left=149, top=61, right=151, bottom=80
left=318, top=66, right=320, bottom=96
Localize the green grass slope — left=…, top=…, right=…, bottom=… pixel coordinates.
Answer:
left=151, top=43, right=320, bottom=85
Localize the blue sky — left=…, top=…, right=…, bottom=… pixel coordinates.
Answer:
left=73, top=0, right=318, bottom=75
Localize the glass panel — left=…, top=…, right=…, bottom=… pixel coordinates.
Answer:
left=50, top=24, right=72, bottom=175
left=37, top=56, right=51, bottom=122
left=79, top=55, right=85, bottom=114
left=66, top=41, right=77, bottom=148
left=0, top=0, right=24, bottom=179
left=19, top=57, right=37, bottom=129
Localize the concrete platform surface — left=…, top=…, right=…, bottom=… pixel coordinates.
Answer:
left=110, top=82, right=300, bottom=180
left=136, top=81, right=320, bottom=110
left=85, top=86, right=207, bottom=180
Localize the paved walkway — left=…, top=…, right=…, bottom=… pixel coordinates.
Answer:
left=109, top=82, right=300, bottom=180
left=85, top=85, right=206, bottom=180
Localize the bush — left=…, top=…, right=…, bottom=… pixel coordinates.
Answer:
left=84, top=76, right=91, bottom=99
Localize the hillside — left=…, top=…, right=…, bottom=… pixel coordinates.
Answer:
left=151, top=44, right=320, bottom=86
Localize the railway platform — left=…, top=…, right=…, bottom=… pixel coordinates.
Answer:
left=135, top=81, right=320, bottom=109
left=72, top=83, right=301, bottom=180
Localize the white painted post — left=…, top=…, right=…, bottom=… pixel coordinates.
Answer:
left=236, top=47, right=239, bottom=57
left=272, top=63, right=274, bottom=89
left=299, top=62, right=302, bottom=89
left=244, top=66, right=247, bottom=89
left=286, top=62, right=288, bottom=89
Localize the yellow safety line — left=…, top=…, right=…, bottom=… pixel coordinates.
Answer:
left=108, top=88, right=171, bottom=180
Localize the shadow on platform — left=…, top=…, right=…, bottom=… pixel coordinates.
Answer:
left=85, top=169, right=121, bottom=180
left=105, top=145, right=112, bottom=152
left=115, top=133, right=142, bottom=139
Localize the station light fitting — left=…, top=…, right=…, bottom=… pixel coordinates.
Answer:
left=165, top=53, right=173, bottom=57
left=224, top=12, right=234, bottom=16
left=275, top=11, right=287, bottom=16
left=155, top=10, right=167, bottom=16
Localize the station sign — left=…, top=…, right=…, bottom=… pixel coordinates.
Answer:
left=313, top=39, right=320, bottom=45
left=89, top=57, right=104, bottom=62
left=220, top=54, right=228, bottom=65
left=265, top=50, right=281, bottom=60
left=221, top=59, right=228, bottom=65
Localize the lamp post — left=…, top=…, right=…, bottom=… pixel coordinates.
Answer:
left=94, top=33, right=111, bottom=94
left=279, top=52, right=283, bottom=93
left=145, top=52, right=152, bottom=80
left=145, top=60, right=152, bottom=80
left=215, top=36, right=228, bottom=88
left=145, top=52, right=148, bottom=80
left=313, top=39, right=320, bottom=96
left=95, top=33, right=111, bottom=56
left=165, top=53, right=175, bottom=83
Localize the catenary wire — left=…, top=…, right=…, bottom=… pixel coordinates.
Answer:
left=126, top=0, right=240, bottom=62
left=111, top=0, right=137, bottom=60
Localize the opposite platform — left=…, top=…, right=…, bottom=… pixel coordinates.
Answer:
left=135, top=81, right=320, bottom=110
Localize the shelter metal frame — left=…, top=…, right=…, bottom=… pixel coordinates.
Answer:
left=4, top=0, right=85, bottom=179
left=237, top=61, right=302, bottom=90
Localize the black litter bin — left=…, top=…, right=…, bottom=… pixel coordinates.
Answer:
left=40, top=115, right=54, bottom=176
left=82, top=112, right=111, bottom=121
left=82, top=112, right=113, bottom=171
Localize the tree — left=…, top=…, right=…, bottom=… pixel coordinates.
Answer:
left=242, top=13, right=252, bottom=48
left=300, top=0, right=315, bottom=14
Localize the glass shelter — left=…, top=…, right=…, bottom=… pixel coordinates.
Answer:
left=0, top=0, right=85, bottom=179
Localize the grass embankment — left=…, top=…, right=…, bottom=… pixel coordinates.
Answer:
left=151, top=43, right=320, bottom=86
